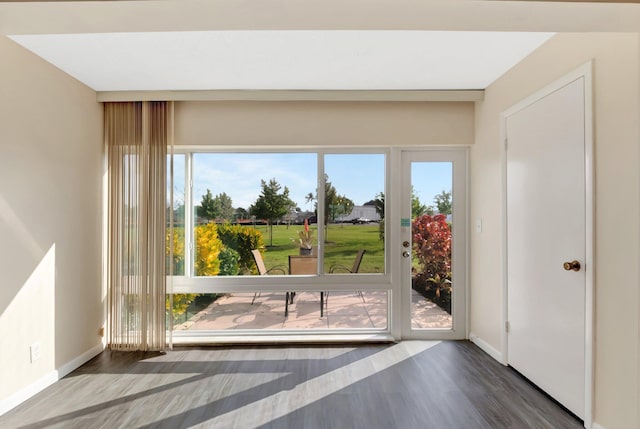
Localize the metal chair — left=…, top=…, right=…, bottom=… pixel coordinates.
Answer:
left=289, top=255, right=324, bottom=316
left=250, top=249, right=292, bottom=316
left=327, top=249, right=367, bottom=305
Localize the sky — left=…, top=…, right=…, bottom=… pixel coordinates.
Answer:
left=411, top=162, right=452, bottom=208
left=170, top=153, right=451, bottom=211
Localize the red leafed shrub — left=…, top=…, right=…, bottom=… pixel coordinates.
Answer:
left=412, top=214, right=452, bottom=312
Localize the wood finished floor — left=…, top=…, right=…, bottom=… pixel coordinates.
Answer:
left=0, top=341, right=582, bottom=429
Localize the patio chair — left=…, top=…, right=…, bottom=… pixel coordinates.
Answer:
left=289, top=255, right=324, bottom=317
left=250, top=249, right=293, bottom=316
left=327, top=249, right=367, bottom=305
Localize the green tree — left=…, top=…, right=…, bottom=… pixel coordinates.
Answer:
left=328, top=195, right=354, bottom=224
left=434, top=190, right=452, bottom=215
left=372, top=192, right=385, bottom=219
left=197, top=190, right=234, bottom=221
left=322, top=175, right=354, bottom=226
left=371, top=192, right=385, bottom=242
left=197, top=189, right=216, bottom=221
left=249, top=178, right=295, bottom=246
left=212, top=192, right=234, bottom=221
left=307, top=174, right=354, bottom=241
left=324, top=175, right=336, bottom=225
left=173, top=203, right=185, bottom=222
left=305, top=192, right=316, bottom=215
left=235, top=207, right=248, bottom=220
left=412, top=186, right=427, bottom=219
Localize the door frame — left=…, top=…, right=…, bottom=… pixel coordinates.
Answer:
left=501, top=62, right=594, bottom=427
left=394, top=148, right=469, bottom=340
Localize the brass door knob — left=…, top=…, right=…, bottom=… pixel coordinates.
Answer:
left=563, top=260, right=581, bottom=272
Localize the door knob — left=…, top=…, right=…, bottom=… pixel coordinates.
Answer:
left=402, top=251, right=410, bottom=258
left=563, top=260, right=581, bottom=272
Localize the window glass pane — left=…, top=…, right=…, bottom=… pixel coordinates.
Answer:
left=166, top=154, right=186, bottom=276
left=192, top=153, right=318, bottom=276
left=168, top=291, right=388, bottom=331
left=323, top=154, right=385, bottom=274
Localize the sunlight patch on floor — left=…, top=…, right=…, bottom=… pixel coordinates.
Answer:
left=191, top=341, right=440, bottom=428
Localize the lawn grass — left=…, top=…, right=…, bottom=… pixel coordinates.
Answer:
left=168, top=223, right=385, bottom=320
left=256, top=223, right=384, bottom=273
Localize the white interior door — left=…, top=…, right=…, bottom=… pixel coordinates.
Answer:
left=505, top=72, right=591, bottom=420
left=400, top=149, right=467, bottom=340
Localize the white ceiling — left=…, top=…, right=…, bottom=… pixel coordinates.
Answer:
left=9, top=31, right=554, bottom=92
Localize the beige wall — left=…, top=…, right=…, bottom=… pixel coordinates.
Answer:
left=471, top=33, right=640, bottom=429
left=176, top=101, right=474, bottom=147
left=0, top=37, right=103, bottom=408
left=2, top=1, right=640, bottom=34
left=0, top=21, right=638, bottom=429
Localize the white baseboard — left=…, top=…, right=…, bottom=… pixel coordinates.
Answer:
left=591, top=423, right=605, bottom=429
left=55, top=343, right=104, bottom=380
left=469, top=332, right=504, bottom=364
left=0, top=342, right=104, bottom=417
left=0, top=371, right=59, bottom=418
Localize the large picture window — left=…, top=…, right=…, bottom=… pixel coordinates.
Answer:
left=166, top=150, right=388, bottom=335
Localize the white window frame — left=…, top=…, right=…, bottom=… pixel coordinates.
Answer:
left=168, top=146, right=393, bottom=339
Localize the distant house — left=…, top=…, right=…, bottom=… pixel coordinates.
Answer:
left=339, top=205, right=381, bottom=223
left=289, top=210, right=315, bottom=224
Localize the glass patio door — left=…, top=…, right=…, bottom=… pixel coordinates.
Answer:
left=400, top=150, right=467, bottom=339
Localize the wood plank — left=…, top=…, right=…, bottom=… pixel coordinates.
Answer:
left=0, top=341, right=582, bottom=429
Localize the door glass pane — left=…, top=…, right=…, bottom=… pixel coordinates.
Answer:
left=410, top=162, right=453, bottom=329
left=192, top=153, right=317, bottom=277
left=322, top=154, right=385, bottom=274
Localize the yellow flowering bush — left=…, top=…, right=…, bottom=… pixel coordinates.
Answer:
left=166, top=223, right=224, bottom=324
left=166, top=228, right=185, bottom=275
left=194, top=223, right=222, bottom=276
left=165, top=223, right=265, bottom=324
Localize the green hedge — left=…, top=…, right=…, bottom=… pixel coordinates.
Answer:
left=216, top=223, right=265, bottom=274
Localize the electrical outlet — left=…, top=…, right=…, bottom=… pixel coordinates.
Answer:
left=30, top=342, right=41, bottom=363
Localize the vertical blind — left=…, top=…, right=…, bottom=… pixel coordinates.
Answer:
left=105, top=101, right=172, bottom=351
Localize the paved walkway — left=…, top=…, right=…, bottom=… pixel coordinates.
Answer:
left=411, top=289, right=453, bottom=329
left=177, top=289, right=451, bottom=331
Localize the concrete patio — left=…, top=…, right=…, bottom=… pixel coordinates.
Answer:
left=175, top=289, right=451, bottom=331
